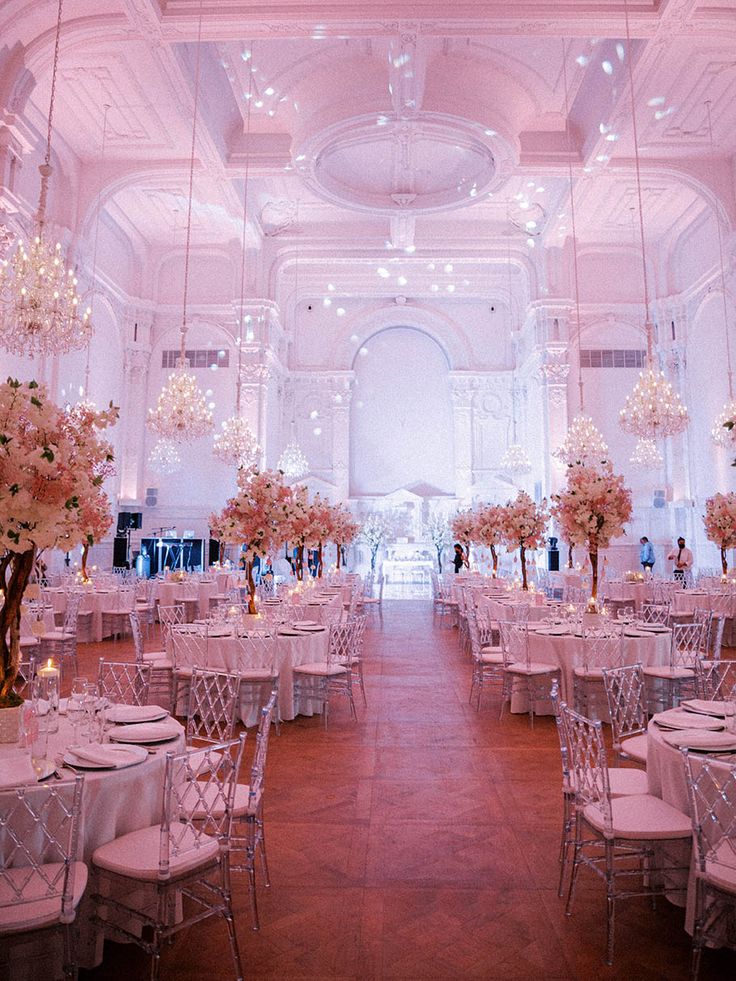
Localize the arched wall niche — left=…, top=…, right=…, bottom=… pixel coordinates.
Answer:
left=349, top=325, right=455, bottom=498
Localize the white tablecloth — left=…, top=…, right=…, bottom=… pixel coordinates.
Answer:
left=524, top=626, right=671, bottom=710
left=43, top=588, right=132, bottom=643
left=154, top=580, right=221, bottom=620
left=479, top=597, right=559, bottom=624
left=0, top=715, right=185, bottom=972
left=602, top=582, right=654, bottom=611
left=168, top=627, right=330, bottom=724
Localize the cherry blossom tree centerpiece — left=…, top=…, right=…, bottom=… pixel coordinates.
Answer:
left=551, top=463, right=633, bottom=603
left=210, top=466, right=292, bottom=612
left=331, top=503, right=360, bottom=571
left=361, top=513, right=389, bottom=572
left=704, top=492, right=736, bottom=576
left=450, top=508, right=477, bottom=570
left=474, top=503, right=505, bottom=577
left=0, top=379, right=117, bottom=706
left=499, top=492, right=548, bottom=591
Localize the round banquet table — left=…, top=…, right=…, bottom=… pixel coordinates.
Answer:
left=520, top=625, right=671, bottom=714
left=0, top=714, right=185, bottom=974
left=602, top=582, right=654, bottom=611
left=42, top=587, right=132, bottom=643
left=154, top=580, right=220, bottom=620
left=479, top=596, right=561, bottom=624
left=168, top=626, right=330, bottom=724
left=645, top=719, right=736, bottom=939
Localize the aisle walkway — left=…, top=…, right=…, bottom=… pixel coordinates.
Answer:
left=84, top=601, right=730, bottom=980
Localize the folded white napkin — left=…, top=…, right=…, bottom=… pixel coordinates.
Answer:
left=0, top=752, right=37, bottom=789
left=653, top=710, right=724, bottom=731
left=67, top=743, right=136, bottom=766
left=662, top=729, right=736, bottom=751
left=105, top=704, right=168, bottom=724
left=682, top=699, right=736, bottom=718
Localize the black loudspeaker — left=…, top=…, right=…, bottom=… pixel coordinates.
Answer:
left=209, top=539, right=220, bottom=565
left=653, top=489, right=666, bottom=509
left=117, top=512, right=142, bottom=532
left=547, top=537, right=560, bottom=572
left=129, top=511, right=142, bottom=529
left=112, top=536, right=129, bottom=568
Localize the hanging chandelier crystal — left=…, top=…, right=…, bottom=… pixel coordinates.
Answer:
left=148, top=359, right=213, bottom=443
left=0, top=0, right=93, bottom=358
left=712, top=399, right=736, bottom=448
left=213, top=415, right=260, bottom=467
left=148, top=438, right=182, bottom=475
left=277, top=436, right=309, bottom=480
left=629, top=437, right=663, bottom=470
left=619, top=368, right=688, bottom=439
left=499, top=443, right=532, bottom=475
left=554, top=415, right=609, bottom=468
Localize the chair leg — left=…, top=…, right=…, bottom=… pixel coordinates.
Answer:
left=605, top=838, right=616, bottom=966
left=565, top=814, right=583, bottom=916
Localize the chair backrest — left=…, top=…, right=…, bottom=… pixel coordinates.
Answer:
left=695, top=659, right=736, bottom=701
left=129, top=610, right=145, bottom=663
left=0, top=777, right=84, bottom=925
left=498, top=620, right=528, bottom=668
left=233, top=632, right=277, bottom=675
left=614, top=603, right=636, bottom=620
left=559, top=702, right=613, bottom=832
left=171, top=625, right=208, bottom=673
left=249, top=690, right=278, bottom=811
left=709, top=615, right=726, bottom=660
left=653, top=581, right=676, bottom=604
left=186, top=667, right=241, bottom=744
left=62, top=592, right=82, bottom=635
left=98, top=659, right=151, bottom=706
left=549, top=680, right=571, bottom=788
left=682, top=750, right=736, bottom=881
left=671, top=622, right=706, bottom=668
left=163, top=735, right=245, bottom=878
left=641, top=603, right=670, bottom=625
left=13, top=653, right=37, bottom=698
left=328, top=620, right=357, bottom=666
left=346, top=613, right=367, bottom=661
left=601, top=662, right=648, bottom=746
left=581, top=624, right=624, bottom=672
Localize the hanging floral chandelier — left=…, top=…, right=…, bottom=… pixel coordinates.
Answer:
left=554, top=415, right=609, bottom=468
left=213, top=415, right=260, bottom=467
left=619, top=367, right=688, bottom=439
left=148, top=438, right=182, bottom=475
left=500, top=443, right=532, bottom=475
left=0, top=0, right=93, bottom=358
left=148, top=360, right=212, bottom=443
left=278, top=436, right=309, bottom=480
left=629, top=437, right=663, bottom=470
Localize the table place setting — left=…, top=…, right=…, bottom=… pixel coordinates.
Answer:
left=105, top=703, right=170, bottom=725
left=293, top=620, right=326, bottom=632
left=652, top=709, right=728, bottom=731
left=652, top=704, right=736, bottom=752
left=680, top=698, right=736, bottom=717
left=107, top=718, right=183, bottom=745
left=63, top=742, right=149, bottom=770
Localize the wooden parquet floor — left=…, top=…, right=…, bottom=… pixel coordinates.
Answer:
left=74, top=601, right=735, bottom=980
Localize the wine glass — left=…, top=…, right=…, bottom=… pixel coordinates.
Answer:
left=67, top=678, right=88, bottom=746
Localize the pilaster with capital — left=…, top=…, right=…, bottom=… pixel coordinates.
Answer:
left=448, top=374, right=477, bottom=502
left=119, top=345, right=151, bottom=503
left=240, top=360, right=272, bottom=463
left=539, top=343, right=571, bottom=493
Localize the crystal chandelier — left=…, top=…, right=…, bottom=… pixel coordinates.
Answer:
left=629, top=437, right=663, bottom=470
left=0, top=0, right=92, bottom=357
left=148, top=360, right=213, bottom=442
left=619, top=367, right=688, bottom=438
left=212, top=67, right=259, bottom=469
left=554, top=415, right=609, bottom=469
left=712, top=399, right=736, bottom=449
left=500, top=443, right=532, bottom=474
left=147, top=7, right=212, bottom=445
left=213, top=414, right=259, bottom=467
left=148, top=439, right=182, bottom=475
left=278, top=429, right=309, bottom=480
left=618, top=0, right=688, bottom=443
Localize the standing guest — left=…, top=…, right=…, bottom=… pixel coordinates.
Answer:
left=453, top=543, right=468, bottom=574
left=639, top=536, right=655, bottom=575
left=667, top=536, right=693, bottom=587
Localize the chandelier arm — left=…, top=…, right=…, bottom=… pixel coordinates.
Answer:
left=235, top=44, right=255, bottom=415
left=561, top=37, right=585, bottom=413
left=623, top=0, right=653, bottom=361
left=180, top=0, right=205, bottom=361
left=706, top=99, right=734, bottom=399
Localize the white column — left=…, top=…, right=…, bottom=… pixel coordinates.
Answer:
left=118, top=345, right=150, bottom=504
left=449, top=375, right=476, bottom=503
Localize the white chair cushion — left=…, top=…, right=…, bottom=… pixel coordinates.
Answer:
left=506, top=661, right=559, bottom=676
left=0, top=862, right=88, bottom=934
left=92, top=823, right=220, bottom=882
left=238, top=669, right=276, bottom=681
left=478, top=651, right=504, bottom=665
left=620, top=734, right=648, bottom=763
left=183, top=781, right=261, bottom=820
left=147, top=658, right=173, bottom=670
left=583, top=794, right=692, bottom=840
left=642, top=665, right=695, bottom=680
left=141, top=650, right=167, bottom=663
left=573, top=667, right=605, bottom=680
left=19, top=637, right=40, bottom=650
left=293, top=662, right=348, bottom=677
left=40, top=631, right=74, bottom=641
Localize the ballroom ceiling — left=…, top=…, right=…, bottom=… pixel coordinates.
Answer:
left=2, top=0, right=735, bottom=265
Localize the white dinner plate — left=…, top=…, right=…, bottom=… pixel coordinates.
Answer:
left=637, top=624, right=670, bottom=634
left=278, top=628, right=302, bottom=637
left=293, top=620, right=320, bottom=628
left=662, top=730, right=736, bottom=752
left=653, top=710, right=725, bottom=731
left=681, top=699, right=736, bottom=718
left=64, top=743, right=148, bottom=769
left=108, top=719, right=182, bottom=744
left=296, top=624, right=326, bottom=633
left=534, top=626, right=570, bottom=636
left=105, top=704, right=169, bottom=725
